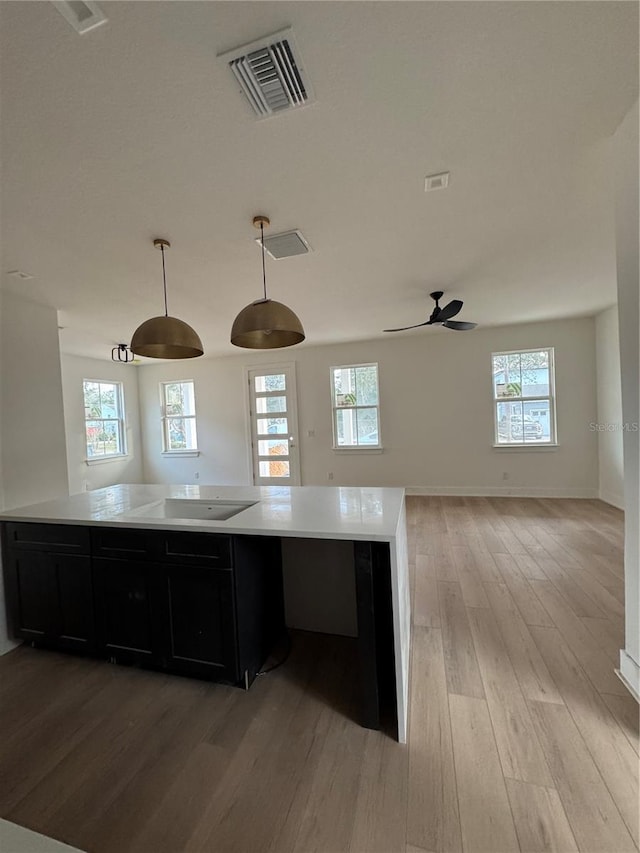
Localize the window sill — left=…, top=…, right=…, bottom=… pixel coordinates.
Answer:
left=332, top=446, right=384, bottom=454
left=85, top=454, right=129, bottom=466
left=492, top=444, right=558, bottom=451
left=161, top=450, right=200, bottom=458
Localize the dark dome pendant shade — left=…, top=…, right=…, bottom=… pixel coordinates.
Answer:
left=130, top=239, right=204, bottom=359
left=230, top=216, right=305, bottom=349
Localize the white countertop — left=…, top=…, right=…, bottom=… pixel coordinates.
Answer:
left=0, top=483, right=406, bottom=542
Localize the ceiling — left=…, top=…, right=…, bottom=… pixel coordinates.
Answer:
left=1, top=1, right=637, bottom=362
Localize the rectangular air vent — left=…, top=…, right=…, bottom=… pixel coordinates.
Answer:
left=257, top=230, right=311, bottom=260
left=52, top=1, right=107, bottom=34
left=425, top=172, right=450, bottom=192
left=219, top=28, right=314, bottom=119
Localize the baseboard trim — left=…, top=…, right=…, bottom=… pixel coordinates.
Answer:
left=618, top=650, right=640, bottom=702
left=0, top=638, right=20, bottom=657
left=599, top=490, right=625, bottom=510
left=405, top=486, right=599, bottom=499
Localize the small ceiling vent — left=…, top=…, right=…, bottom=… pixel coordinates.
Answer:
left=425, top=172, right=450, bottom=192
left=52, top=1, right=107, bottom=34
left=219, top=28, right=314, bottom=119
left=256, top=230, right=312, bottom=260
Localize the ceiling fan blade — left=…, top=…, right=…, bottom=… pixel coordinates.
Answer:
left=383, top=320, right=431, bottom=332
left=443, top=320, right=477, bottom=331
left=436, top=299, right=463, bottom=322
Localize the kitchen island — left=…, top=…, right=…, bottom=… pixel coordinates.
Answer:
left=0, top=484, right=410, bottom=742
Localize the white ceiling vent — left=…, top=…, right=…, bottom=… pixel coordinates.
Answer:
left=52, top=1, right=108, bottom=34
left=425, top=172, right=450, bottom=192
left=219, top=29, right=314, bottom=119
left=257, top=230, right=312, bottom=260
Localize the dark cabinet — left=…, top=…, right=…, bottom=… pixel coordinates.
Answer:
left=3, top=522, right=90, bottom=553
left=1, top=522, right=284, bottom=689
left=165, top=564, right=238, bottom=681
left=92, top=558, right=165, bottom=664
left=3, top=546, right=94, bottom=652
left=52, top=553, right=95, bottom=650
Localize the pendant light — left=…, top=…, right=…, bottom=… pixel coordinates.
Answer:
left=130, top=239, right=204, bottom=359
left=230, top=216, right=305, bottom=349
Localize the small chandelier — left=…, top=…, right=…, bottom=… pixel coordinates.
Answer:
left=130, top=239, right=203, bottom=359
left=230, top=216, right=305, bottom=349
left=111, top=343, right=134, bottom=363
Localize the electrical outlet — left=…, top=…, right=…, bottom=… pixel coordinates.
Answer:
left=328, top=472, right=334, bottom=481
left=194, top=472, right=200, bottom=480
left=502, top=472, right=509, bottom=481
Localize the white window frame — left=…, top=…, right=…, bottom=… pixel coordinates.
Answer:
left=330, top=362, right=382, bottom=450
left=491, top=347, right=557, bottom=448
left=160, top=380, right=199, bottom=455
left=83, top=379, right=127, bottom=462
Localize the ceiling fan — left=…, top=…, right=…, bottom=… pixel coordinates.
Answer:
left=383, top=291, right=477, bottom=333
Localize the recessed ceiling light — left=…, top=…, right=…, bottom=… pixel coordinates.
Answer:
left=424, top=172, right=450, bottom=192
left=7, top=270, right=34, bottom=280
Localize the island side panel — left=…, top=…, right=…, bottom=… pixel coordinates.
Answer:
left=390, top=499, right=410, bottom=744
left=354, top=541, right=382, bottom=730
left=354, top=540, right=399, bottom=736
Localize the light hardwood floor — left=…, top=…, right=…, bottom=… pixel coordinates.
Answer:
left=0, top=497, right=637, bottom=852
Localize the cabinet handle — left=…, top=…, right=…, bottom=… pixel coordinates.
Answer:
left=127, top=591, right=145, bottom=602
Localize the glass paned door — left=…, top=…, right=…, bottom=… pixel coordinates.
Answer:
left=248, top=366, right=300, bottom=485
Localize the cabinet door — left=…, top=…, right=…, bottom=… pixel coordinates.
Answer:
left=5, top=550, right=53, bottom=641
left=4, top=550, right=94, bottom=651
left=93, top=558, right=163, bottom=664
left=51, top=554, right=94, bottom=651
left=165, top=565, right=239, bottom=683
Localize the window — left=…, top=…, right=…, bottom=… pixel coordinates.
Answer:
left=161, top=380, right=198, bottom=452
left=83, top=380, right=126, bottom=459
left=492, top=348, right=556, bottom=445
left=331, top=363, right=381, bottom=448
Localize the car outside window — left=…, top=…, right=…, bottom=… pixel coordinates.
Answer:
left=492, top=349, right=556, bottom=445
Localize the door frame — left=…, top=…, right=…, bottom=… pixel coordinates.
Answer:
left=244, top=362, right=302, bottom=486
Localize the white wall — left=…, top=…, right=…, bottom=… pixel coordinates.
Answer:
left=60, top=354, right=144, bottom=495
left=138, top=316, right=599, bottom=497
left=141, top=359, right=251, bottom=486
left=613, top=101, right=639, bottom=699
left=0, top=289, right=7, bottom=654
left=595, top=305, right=625, bottom=508
left=0, top=291, right=70, bottom=653
left=0, top=292, right=69, bottom=509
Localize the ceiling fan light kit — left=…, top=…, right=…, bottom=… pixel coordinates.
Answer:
left=130, top=239, right=204, bottom=360
left=230, top=215, right=305, bottom=350
left=383, top=290, right=477, bottom=333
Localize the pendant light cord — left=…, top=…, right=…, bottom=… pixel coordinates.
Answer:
left=161, top=243, right=169, bottom=317
left=261, top=222, right=267, bottom=301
